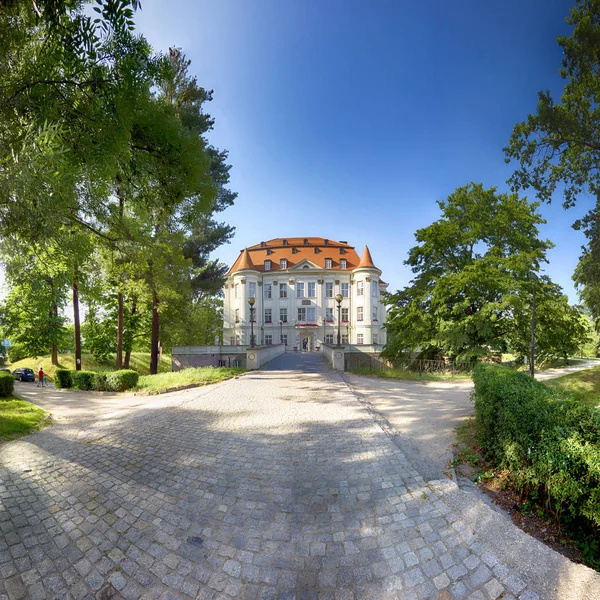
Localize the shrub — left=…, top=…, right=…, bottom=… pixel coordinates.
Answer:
left=472, top=364, right=600, bottom=529
left=105, top=369, right=139, bottom=392
left=72, top=370, right=95, bottom=391
left=0, top=372, right=14, bottom=397
left=7, top=343, right=27, bottom=363
left=54, top=369, right=73, bottom=389
left=92, top=372, right=108, bottom=391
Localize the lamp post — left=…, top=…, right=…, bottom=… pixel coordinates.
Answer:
left=530, top=276, right=536, bottom=378
left=248, top=297, right=256, bottom=347
left=279, top=319, right=284, bottom=345
left=335, top=293, right=343, bottom=346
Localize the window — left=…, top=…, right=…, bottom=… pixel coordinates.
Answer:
left=280, top=308, right=288, bottom=323
left=340, top=247, right=345, bottom=254
left=248, top=282, right=256, bottom=298
left=308, top=282, right=316, bottom=297
left=281, top=334, right=288, bottom=346
left=373, top=333, right=379, bottom=345
left=326, top=307, right=334, bottom=321
left=342, top=334, right=348, bottom=344
left=314, top=247, right=319, bottom=254
left=325, top=334, right=334, bottom=344
left=292, top=247, right=297, bottom=254
left=298, top=307, right=307, bottom=321
left=232, top=358, right=242, bottom=367
left=235, top=284, right=240, bottom=298
left=357, top=334, right=364, bottom=345
left=357, top=306, right=364, bottom=321
left=296, top=282, right=305, bottom=297
left=279, top=283, right=287, bottom=298
left=325, top=282, right=333, bottom=297
left=230, top=337, right=235, bottom=346
left=371, top=280, right=378, bottom=297
left=283, top=239, right=288, bottom=245
left=340, top=259, right=347, bottom=269
left=325, top=258, right=332, bottom=269
left=372, top=306, right=378, bottom=321
left=264, top=283, right=272, bottom=299
left=280, top=258, right=288, bottom=269
left=235, top=309, right=240, bottom=323
left=218, top=359, right=227, bottom=367
left=261, top=241, right=266, bottom=247
left=265, top=335, right=273, bottom=345
left=357, top=281, right=364, bottom=296
left=264, top=260, right=271, bottom=271
left=304, top=238, right=308, bottom=244
left=341, top=283, right=349, bottom=297
left=235, top=335, right=241, bottom=346
left=306, top=307, right=316, bottom=322
left=264, top=308, right=272, bottom=323
left=342, top=308, right=349, bottom=322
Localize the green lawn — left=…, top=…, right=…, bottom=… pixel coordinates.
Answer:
left=8, top=352, right=172, bottom=380
left=136, top=367, right=244, bottom=393
left=545, top=365, right=600, bottom=408
left=0, top=398, right=50, bottom=442
left=347, top=367, right=472, bottom=382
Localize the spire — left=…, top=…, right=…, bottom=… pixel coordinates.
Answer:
left=237, top=248, right=255, bottom=271
left=357, top=245, right=376, bottom=269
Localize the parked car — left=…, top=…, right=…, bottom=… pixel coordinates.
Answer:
left=0, top=368, right=11, bottom=373
left=12, top=367, right=35, bottom=382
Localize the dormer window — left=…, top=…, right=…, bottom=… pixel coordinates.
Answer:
left=283, top=239, right=288, bottom=245
left=292, top=247, right=297, bottom=254
left=260, top=241, right=266, bottom=247
left=314, top=247, right=319, bottom=254
left=324, top=239, right=329, bottom=245
left=340, top=248, right=345, bottom=255
left=325, top=258, right=332, bottom=269
left=266, top=248, right=272, bottom=255
left=280, top=258, right=288, bottom=269
left=304, top=238, right=308, bottom=245
left=264, top=260, right=272, bottom=271
left=340, top=259, right=347, bottom=269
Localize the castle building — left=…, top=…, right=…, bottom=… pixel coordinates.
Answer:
left=222, top=237, right=387, bottom=349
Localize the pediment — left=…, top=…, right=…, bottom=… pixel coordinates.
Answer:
left=289, top=259, right=321, bottom=271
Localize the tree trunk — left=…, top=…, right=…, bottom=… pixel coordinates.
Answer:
left=150, top=289, right=160, bottom=375
left=73, top=266, right=82, bottom=370
left=51, top=302, right=59, bottom=366
left=123, top=300, right=137, bottom=369
left=116, top=292, right=123, bottom=369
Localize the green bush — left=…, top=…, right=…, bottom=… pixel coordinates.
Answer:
left=72, top=370, right=95, bottom=391
left=92, top=372, right=108, bottom=391
left=7, top=343, right=27, bottom=363
left=0, top=372, right=14, bottom=397
left=473, top=364, right=600, bottom=529
left=54, top=369, right=73, bottom=389
left=105, top=369, right=139, bottom=392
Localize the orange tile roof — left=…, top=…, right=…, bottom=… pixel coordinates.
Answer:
left=227, top=237, right=370, bottom=275
left=357, top=245, right=376, bottom=268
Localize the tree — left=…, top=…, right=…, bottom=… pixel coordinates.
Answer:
left=382, top=183, right=583, bottom=362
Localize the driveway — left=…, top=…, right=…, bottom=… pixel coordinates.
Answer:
left=1, top=368, right=599, bottom=599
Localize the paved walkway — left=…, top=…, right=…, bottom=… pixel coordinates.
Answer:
left=1, top=367, right=599, bottom=599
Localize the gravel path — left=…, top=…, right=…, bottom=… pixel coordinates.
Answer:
left=0, top=359, right=598, bottom=599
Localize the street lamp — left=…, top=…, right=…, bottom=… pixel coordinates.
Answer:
left=530, top=274, right=537, bottom=378
left=335, top=293, right=343, bottom=346
left=248, top=297, right=256, bottom=347
left=279, top=319, right=284, bottom=345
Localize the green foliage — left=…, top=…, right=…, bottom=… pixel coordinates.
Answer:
left=383, top=183, right=583, bottom=362
left=72, top=370, right=95, bottom=391
left=0, top=399, right=47, bottom=441
left=54, top=369, right=73, bottom=389
left=105, top=370, right=139, bottom=391
left=0, top=372, right=15, bottom=397
left=91, top=372, right=109, bottom=391
left=473, top=364, right=600, bottom=530
left=7, top=344, right=28, bottom=363
left=136, top=367, right=243, bottom=393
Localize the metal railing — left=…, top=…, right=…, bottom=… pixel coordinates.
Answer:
left=344, top=353, right=473, bottom=376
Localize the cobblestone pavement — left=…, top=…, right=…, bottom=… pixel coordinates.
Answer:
left=1, top=366, right=599, bottom=599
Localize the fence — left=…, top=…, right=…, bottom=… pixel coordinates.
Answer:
left=344, top=353, right=473, bottom=377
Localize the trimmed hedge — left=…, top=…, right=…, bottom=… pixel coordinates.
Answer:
left=72, top=370, right=95, bottom=391
left=473, top=364, right=600, bottom=529
left=59, top=369, right=140, bottom=392
left=55, top=369, right=73, bottom=389
left=0, top=372, right=14, bottom=397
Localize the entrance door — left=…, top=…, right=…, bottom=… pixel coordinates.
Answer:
left=301, top=334, right=314, bottom=351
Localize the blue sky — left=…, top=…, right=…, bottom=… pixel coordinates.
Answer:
left=135, top=0, right=589, bottom=301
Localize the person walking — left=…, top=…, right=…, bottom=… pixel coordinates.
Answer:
left=37, top=367, right=45, bottom=387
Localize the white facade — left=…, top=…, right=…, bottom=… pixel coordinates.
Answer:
left=222, top=238, right=387, bottom=349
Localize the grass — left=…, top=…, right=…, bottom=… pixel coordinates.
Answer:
left=8, top=352, right=172, bottom=380
left=136, top=367, right=244, bottom=393
left=347, top=367, right=472, bottom=382
left=545, top=365, right=600, bottom=408
left=0, top=398, right=50, bottom=442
